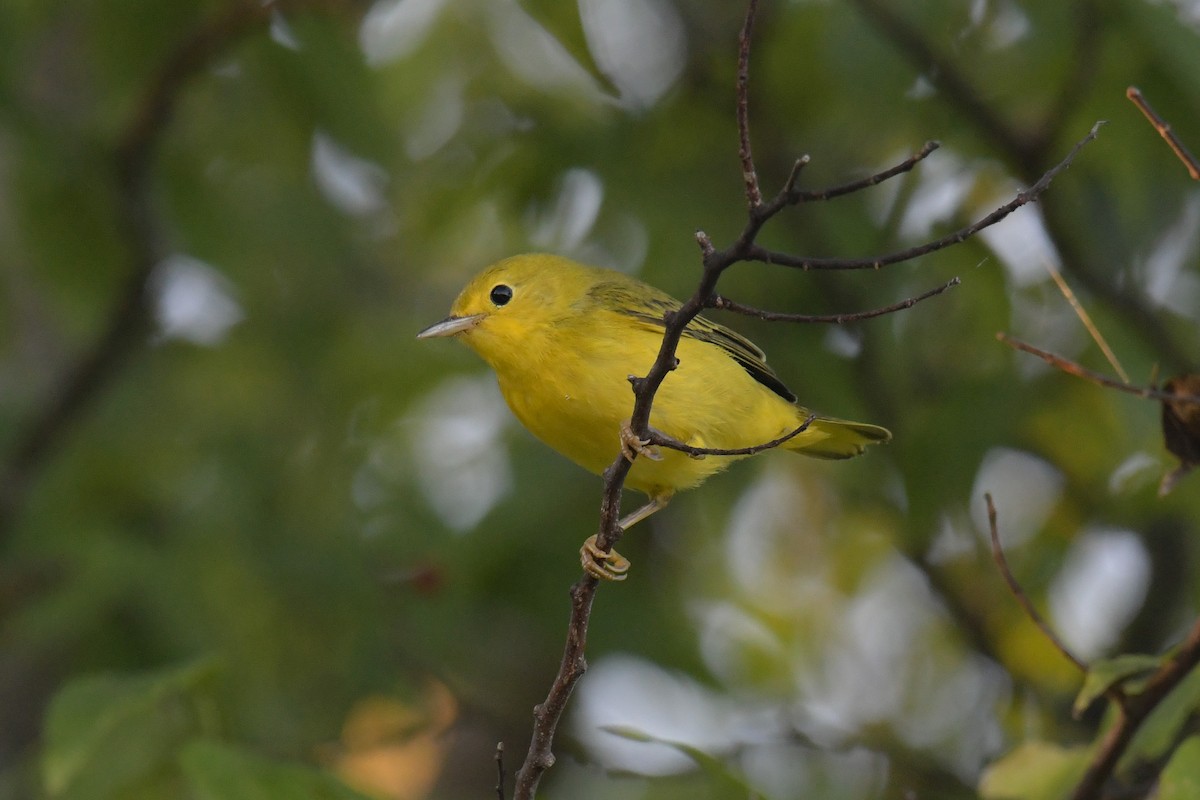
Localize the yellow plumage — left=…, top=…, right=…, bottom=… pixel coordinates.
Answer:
left=418, top=253, right=890, bottom=577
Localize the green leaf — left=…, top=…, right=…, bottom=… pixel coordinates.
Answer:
left=179, top=740, right=371, bottom=800
left=1073, top=653, right=1164, bottom=717
left=41, top=658, right=218, bottom=800
left=601, top=725, right=766, bottom=798
left=1159, top=737, right=1200, bottom=800
left=979, top=741, right=1091, bottom=800
left=1123, top=668, right=1200, bottom=770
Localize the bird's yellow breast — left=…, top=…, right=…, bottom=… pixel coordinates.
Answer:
left=487, top=308, right=805, bottom=496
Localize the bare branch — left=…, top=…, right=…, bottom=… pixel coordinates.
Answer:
left=790, top=140, right=940, bottom=203
left=985, top=494, right=1088, bottom=673
left=736, top=0, right=763, bottom=209
left=495, top=743, right=507, bottom=800
left=750, top=123, right=1104, bottom=271
left=710, top=276, right=959, bottom=324
left=515, top=12, right=1097, bottom=800
left=1128, top=86, right=1200, bottom=181
left=996, top=333, right=1200, bottom=406
left=512, top=578, right=598, bottom=799
left=1043, top=261, right=1130, bottom=384
left=645, top=415, right=816, bottom=458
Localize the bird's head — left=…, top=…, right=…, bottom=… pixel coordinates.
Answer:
left=417, top=253, right=592, bottom=365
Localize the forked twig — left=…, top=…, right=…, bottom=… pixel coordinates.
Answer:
left=749, top=122, right=1104, bottom=271
left=513, top=4, right=1102, bottom=796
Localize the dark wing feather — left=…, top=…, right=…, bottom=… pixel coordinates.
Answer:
left=589, top=281, right=798, bottom=403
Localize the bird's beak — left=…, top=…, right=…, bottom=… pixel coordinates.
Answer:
left=416, top=314, right=485, bottom=339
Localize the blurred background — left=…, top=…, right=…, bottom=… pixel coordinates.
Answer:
left=2, top=0, right=1200, bottom=797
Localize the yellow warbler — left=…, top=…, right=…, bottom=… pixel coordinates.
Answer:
left=418, top=253, right=890, bottom=579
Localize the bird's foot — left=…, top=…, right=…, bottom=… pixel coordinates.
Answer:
left=580, top=534, right=631, bottom=581
left=620, top=420, right=662, bottom=462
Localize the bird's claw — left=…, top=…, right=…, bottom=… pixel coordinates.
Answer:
left=581, top=534, right=631, bottom=581
left=620, top=420, right=662, bottom=462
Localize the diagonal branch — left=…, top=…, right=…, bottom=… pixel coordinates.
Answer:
left=789, top=140, right=940, bottom=204
left=996, top=334, right=1200, bottom=406
left=1127, top=86, right=1200, bottom=181
left=513, top=7, right=1103, bottom=798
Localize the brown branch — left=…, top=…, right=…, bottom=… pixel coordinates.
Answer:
left=710, top=276, right=959, bottom=324
left=790, top=140, right=940, bottom=204
left=495, top=742, right=506, bottom=800
left=513, top=4, right=770, bottom=796
left=984, top=494, right=1088, bottom=673
left=1072, top=617, right=1200, bottom=800
left=1128, top=86, right=1200, bottom=181
left=736, top=0, right=762, bottom=209
left=512, top=576, right=598, bottom=798
left=996, top=334, right=1200, bottom=406
left=645, top=415, right=816, bottom=458
left=749, top=122, right=1103, bottom=271
left=513, top=7, right=1098, bottom=798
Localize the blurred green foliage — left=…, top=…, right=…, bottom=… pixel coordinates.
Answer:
left=3, top=0, right=1200, bottom=798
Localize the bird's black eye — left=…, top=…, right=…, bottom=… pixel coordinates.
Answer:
left=489, top=284, right=513, bottom=306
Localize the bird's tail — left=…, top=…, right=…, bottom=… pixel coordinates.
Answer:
left=785, top=416, right=891, bottom=460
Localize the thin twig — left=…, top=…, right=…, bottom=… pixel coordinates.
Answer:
left=514, top=7, right=1101, bottom=797
left=984, top=494, right=1088, bottom=673
left=645, top=415, right=816, bottom=458
left=790, top=141, right=940, bottom=203
left=710, top=276, right=959, bottom=324
left=749, top=122, right=1103, bottom=271
left=513, top=6, right=768, bottom=796
left=737, top=0, right=762, bottom=209
left=495, top=743, right=506, bottom=800
left=1043, top=261, right=1130, bottom=384
left=1128, top=86, right=1200, bottom=181
left=512, top=578, right=598, bottom=799
left=996, top=333, right=1200, bottom=405
left=781, top=156, right=811, bottom=198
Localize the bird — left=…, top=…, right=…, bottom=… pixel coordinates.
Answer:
left=417, top=253, right=890, bottom=579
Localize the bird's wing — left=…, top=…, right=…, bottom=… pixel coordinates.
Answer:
left=589, top=280, right=798, bottom=403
